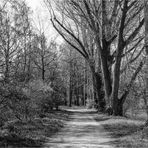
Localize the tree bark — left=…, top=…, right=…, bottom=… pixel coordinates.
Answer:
left=100, top=0, right=113, bottom=104
left=41, top=56, right=45, bottom=81
left=5, top=57, right=9, bottom=83
left=89, top=62, right=106, bottom=111
left=111, top=49, right=123, bottom=115
left=94, top=72, right=106, bottom=111
left=144, top=0, right=148, bottom=125
left=69, top=49, right=73, bottom=107
left=100, top=49, right=112, bottom=103
left=69, top=79, right=72, bottom=107
left=111, top=0, right=128, bottom=116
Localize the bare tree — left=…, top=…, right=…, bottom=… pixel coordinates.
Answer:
left=144, top=0, right=148, bottom=125
left=32, top=33, right=57, bottom=81
left=46, top=0, right=145, bottom=115
left=45, top=0, right=106, bottom=111
left=0, top=0, right=32, bottom=82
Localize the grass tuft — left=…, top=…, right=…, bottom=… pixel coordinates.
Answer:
left=0, top=110, right=70, bottom=147
left=95, top=113, right=148, bottom=148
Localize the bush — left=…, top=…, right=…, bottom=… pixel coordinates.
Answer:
left=86, top=99, right=94, bottom=109
left=0, top=79, right=65, bottom=127
left=28, top=80, right=53, bottom=113
left=51, top=92, right=64, bottom=110
left=105, top=106, right=113, bottom=115
left=28, top=79, right=64, bottom=112
left=0, top=83, right=33, bottom=121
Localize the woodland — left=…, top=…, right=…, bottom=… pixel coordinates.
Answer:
left=48, top=0, right=148, bottom=118
left=0, top=0, right=148, bottom=147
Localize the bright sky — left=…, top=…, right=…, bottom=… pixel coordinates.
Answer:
left=25, top=0, right=42, bottom=11
left=25, top=0, right=63, bottom=44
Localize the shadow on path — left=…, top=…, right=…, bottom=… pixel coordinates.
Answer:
left=44, top=108, right=116, bottom=148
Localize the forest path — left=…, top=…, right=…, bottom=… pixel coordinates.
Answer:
left=44, top=108, right=116, bottom=148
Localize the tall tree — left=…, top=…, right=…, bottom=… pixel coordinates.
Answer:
left=46, top=0, right=145, bottom=115
left=32, top=33, right=56, bottom=81
left=45, top=0, right=106, bottom=111
left=0, top=0, right=32, bottom=82
left=12, top=1, right=33, bottom=83
left=144, top=0, right=148, bottom=125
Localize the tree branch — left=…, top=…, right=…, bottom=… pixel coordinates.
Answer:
left=51, top=18, right=88, bottom=59
left=53, top=17, right=89, bottom=58
left=120, top=60, right=145, bottom=104
left=124, top=19, right=144, bottom=46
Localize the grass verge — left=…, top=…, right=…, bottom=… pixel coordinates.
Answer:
left=95, top=113, right=148, bottom=148
left=0, top=110, right=70, bottom=148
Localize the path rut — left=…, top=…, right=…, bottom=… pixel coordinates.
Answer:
left=44, top=108, right=115, bottom=148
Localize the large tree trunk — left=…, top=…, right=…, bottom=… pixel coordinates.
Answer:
left=94, top=72, right=106, bottom=111
left=100, top=51, right=112, bottom=103
left=68, top=80, right=72, bottom=107
left=144, top=0, right=148, bottom=125
left=89, top=62, right=106, bottom=112
left=112, top=99, right=123, bottom=116
left=111, top=51, right=122, bottom=115
left=83, top=60, right=87, bottom=106
left=110, top=0, right=128, bottom=116
left=100, top=0, right=112, bottom=105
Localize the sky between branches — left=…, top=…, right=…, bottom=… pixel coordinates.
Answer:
left=25, top=0, right=63, bottom=44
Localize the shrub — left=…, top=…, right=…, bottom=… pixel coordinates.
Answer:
left=86, top=99, right=94, bottom=109
left=51, top=91, right=64, bottom=110
left=0, top=83, right=33, bottom=122
left=27, top=79, right=65, bottom=112
left=105, top=106, right=113, bottom=115
left=28, top=80, right=53, bottom=113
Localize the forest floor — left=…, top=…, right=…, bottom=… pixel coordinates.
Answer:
left=44, top=107, right=148, bottom=148
left=1, top=107, right=148, bottom=148
left=0, top=110, right=70, bottom=148
left=95, top=113, right=148, bottom=148
left=44, top=107, right=116, bottom=148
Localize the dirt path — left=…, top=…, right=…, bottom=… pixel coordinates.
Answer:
left=44, top=108, right=115, bottom=148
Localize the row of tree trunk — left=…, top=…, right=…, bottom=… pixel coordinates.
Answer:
left=49, top=0, right=147, bottom=117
